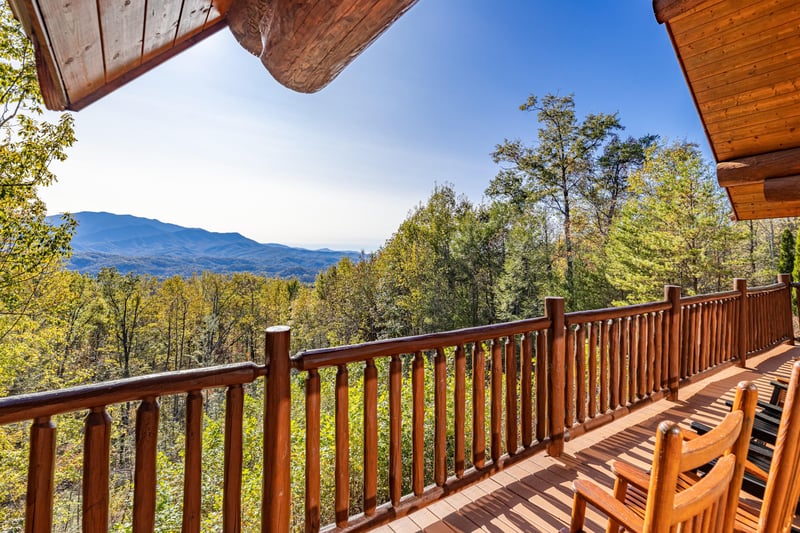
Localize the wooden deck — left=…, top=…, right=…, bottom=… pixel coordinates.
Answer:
left=378, top=343, right=800, bottom=533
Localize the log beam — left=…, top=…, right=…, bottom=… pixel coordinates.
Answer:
left=227, top=0, right=419, bottom=93
left=717, top=147, right=800, bottom=187
left=763, top=176, right=800, bottom=203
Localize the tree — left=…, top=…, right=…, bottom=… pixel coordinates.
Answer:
left=97, top=268, right=149, bottom=377
left=606, top=141, right=741, bottom=303
left=491, top=93, right=622, bottom=302
left=778, top=227, right=795, bottom=279
left=0, top=4, right=75, bottom=341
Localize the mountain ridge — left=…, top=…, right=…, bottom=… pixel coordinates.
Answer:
left=49, top=211, right=361, bottom=282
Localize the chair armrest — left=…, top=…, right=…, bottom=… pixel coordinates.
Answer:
left=612, top=461, right=651, bottom=491
left=573, top=479, right=644, bottom=533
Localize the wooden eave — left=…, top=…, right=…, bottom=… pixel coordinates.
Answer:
left=6, top=0, right=418, bottom=111
left=655, top=0, right=800, bottom=220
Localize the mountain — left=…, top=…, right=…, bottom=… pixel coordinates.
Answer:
left=48, top=212, right=362, bottom=282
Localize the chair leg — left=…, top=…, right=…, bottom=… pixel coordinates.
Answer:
left=606, top=478, right=628, bottom=533
left=570, top=492, right=587, bottom=533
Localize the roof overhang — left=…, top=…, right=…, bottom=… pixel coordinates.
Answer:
left=655, top=0, right=800, bottom=220
left=7, top=0, right=418, bottom=111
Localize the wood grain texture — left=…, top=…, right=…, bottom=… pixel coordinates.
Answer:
left=389, top=355, right=402, bottom=506
left=35, top=0, right=105, bottom=103
left=228, top=0, right=419, bottom=93
left=505, top=337, right=518, bottom=454
left=304, top=370, right=320, bottom=532
left=263, top=326, right=291, bottom=532
left=412, top=351, right=424, bottom=496
left=472, top=342, right=486, bottom=468
left=520, top=334, right=533, bottom=446
left=454, top=344, right=466, bottom=477
left=97, top=0, right=145, bottom=81
left=83, top=407, right=111, bottom=533
left=363, top=359, right=378, bottom=513
left=335, top=364, right=350, bottom=527
left=182, top=391, right=203, bottom=533
left=490, top=339, right=502, bottom=463
left=223, top=386, right=243, bottom=533
left=25, top=417, right=55, bottom=533
left=546, top=297, right=565, bottom=457
left=434, top=349, right=447, bottom=486
left=133, top=399, right=159, bottom=533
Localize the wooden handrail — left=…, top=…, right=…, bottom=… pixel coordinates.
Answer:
left=0, top=362, right=263, bottom=425
left=565, top=300, right=671, bottom=325
left=292, top=317, right=550, bottom=370
left=680, top=290, right=740, bottom=306
left=748, top=282, right=787, bottom=294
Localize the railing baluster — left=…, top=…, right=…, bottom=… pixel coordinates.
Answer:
left=223, top=387, right=243, bottom=533
left=83, top=406, right=111, bottom=533
left=454, top=344, right=466, bottom=477
left=610, top=319, right=620, bottom=409
left=565, top=327, right=575, bottom=428
left=628, top=316, right=637, bottom=403
left=26, top=417, right=55, bottom=533
left=638, top=314, right=647, bottom=399
left=621, top=317, right=630, bottom=405
left=305, top=370, right=321, bottom=532
left=505, top=337, right=518, bottom=454
left=183, top=391, right=203, bottom=533
left=647, top=312, right=656, bottom=394
left=600, top=320, right=609, bottom=413
left=389, top=355, right=402, bottom=505
left=491, top=339, right=502, bottom=463
left=364, top=359, right=378, bottom=514
left=521, top=333, right=533, bottom=446
left=434, top=348, right=446, bottom=486
left=535, top=333, right=547, bottom=442
left=472, top=342, right=486, bottom=468
left=588, top=323, right=598, bottom=419
left=335, top=364, right=349, bottom=527
left=133, top=398, right=159, bottom=533
left=412, top=351, right=424, bottom=495
left=576, top=325, right=586, bottom=423
left=654, top=312, right=663, bottom=393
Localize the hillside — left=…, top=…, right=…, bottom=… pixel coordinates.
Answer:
left=50, top=212, right=361, bottom=281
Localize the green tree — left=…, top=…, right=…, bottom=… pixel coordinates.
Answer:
left=491, top=93, right=622, bottom=302
left=0, top=3, right=75, bottom=342
left=606, top=141, right=741, bottom=303
left=778, top=227, right=795, bottom=278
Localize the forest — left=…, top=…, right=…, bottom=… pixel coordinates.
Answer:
left=2, top=3, right=800, bottom=530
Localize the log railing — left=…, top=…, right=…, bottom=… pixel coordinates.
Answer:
left=0, top=362, right=266, bottom=533
left=0, top=277, right=796, bottom=532
left=678, top=289, right=740, bottom=380
left=292, top=312, right=552, bottom=531
left=747, top=275, right=794, bottom=354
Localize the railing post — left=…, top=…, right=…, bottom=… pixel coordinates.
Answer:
left=263, top=326, right=291, bottom=533
left=546, top=297, right=565, bottom=457
left=665, top=285, right=681, bottom=401
left=779, top=273, right=795, bottom=343
left=735, top=279, right=748, bottom=368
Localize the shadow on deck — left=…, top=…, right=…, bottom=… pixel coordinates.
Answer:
left=382, top=343, right=799, bottom=532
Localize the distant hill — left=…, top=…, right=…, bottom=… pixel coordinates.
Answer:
left=48, top=212, right=362, bottom=282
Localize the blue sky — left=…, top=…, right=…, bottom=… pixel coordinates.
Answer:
left=43, top=1, right=707, bottom=251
